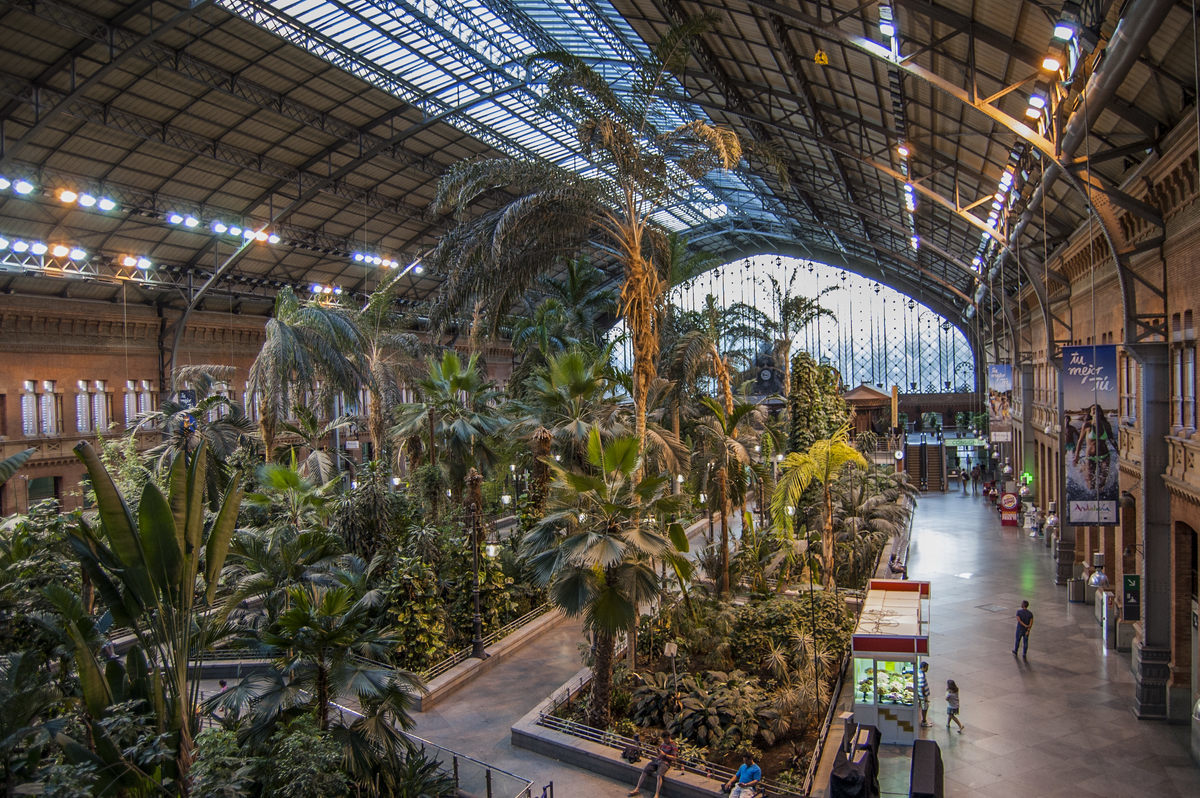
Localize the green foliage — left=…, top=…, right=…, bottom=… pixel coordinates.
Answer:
left=392, top=747, right=456, bottom=798
left=192, top=728, right=260, bottom=798
left=387, top=557, right=449, bottom=671
left=261, top=717, right=349, bottom=798
left=787, top=352, right=847, bottom=452
left=96, top=432, right=153, bottom=501
left=330, top=461, right=415, bottom=561
left=0, top=448, right=35, bottom=488
left=0, top=503, right=80, bottom=657
left=729, top=594, right=855, bottom=673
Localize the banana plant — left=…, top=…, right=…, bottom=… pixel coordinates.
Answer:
left=60, top=441, right=243, bottom=793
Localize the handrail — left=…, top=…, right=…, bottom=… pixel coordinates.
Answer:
left=419, top=602, right=552, bottom=681
left=331, top=700, right=535, bottom=798
left=800, top=651, right=852, bottom=795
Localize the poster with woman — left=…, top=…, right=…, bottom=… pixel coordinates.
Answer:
left=986, top=364, right=1013, bottom=442
left=1061, top=345, right=1119, bottom=524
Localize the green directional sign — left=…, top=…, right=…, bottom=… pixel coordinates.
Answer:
left=1122, top=574, right=1141, bottom=622
left=944, top=437, right=986, bottom=447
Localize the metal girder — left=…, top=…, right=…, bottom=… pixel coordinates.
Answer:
left=0, top=70, right=426, bottom=220
left=6, top=0, right=445, bottom=177
left=0, top=0, right=213, bottom=166
left=893, top=0, right=1042, bottom=66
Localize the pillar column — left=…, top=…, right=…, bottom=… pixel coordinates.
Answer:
left=1020, top=363, right=1036, bottom=496
left=1128, top=343, right=1171, bottom=720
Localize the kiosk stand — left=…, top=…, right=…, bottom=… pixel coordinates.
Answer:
left=850, top=579, right=931, bottom=745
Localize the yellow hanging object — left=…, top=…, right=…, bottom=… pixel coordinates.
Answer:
left=814, top=50, right=829, bottom=65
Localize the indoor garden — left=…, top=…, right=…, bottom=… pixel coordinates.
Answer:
left=0, top=21, right=930, bottom=797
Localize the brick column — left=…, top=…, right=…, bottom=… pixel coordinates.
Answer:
left=1170, top=521, right=1195, bottom=721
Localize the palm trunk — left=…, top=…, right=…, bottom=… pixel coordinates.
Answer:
left=823, top=485, right=836, bottom=591
left=588, top=629, right=615, bottom=729
left=779, top=339, right=792, bottom=398
left=316, top=662, right=330, bottom=731
left=368, top=388, right=385, bottom=463
left=531, top=427, right=552, bottom=516
left=718, top=468, right=730, bottom=597
left=259, top=399, right=276, bottom=462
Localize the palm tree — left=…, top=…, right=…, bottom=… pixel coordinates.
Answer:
left=249, top=286, right=363, bottom=461
left=428, top=17, right=752, bottom=455
left=512, top=348, right=622, bottom=467
left=523, top=427, right=687, bottom=728
left=538, top=256, right=616, bottom=346
left=391, top=350, right=508, bottom=504
left=278, top=405, right=356, bottom=485
left=759, top=276, right=837, bottom=396
left=135, top=365, right=255, bottom=480
left=771, top=424, right=868, bottom=591
left=692, top=397, right=760, bottom=596
left=349, top=270, right=426, bottom=462
left=832, top=467, right=917, bottom=587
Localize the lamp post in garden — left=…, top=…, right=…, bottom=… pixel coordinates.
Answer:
left=466, top=468, right=488, bottom=660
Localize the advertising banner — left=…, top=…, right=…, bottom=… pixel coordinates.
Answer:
left=987, top=364, right=1013, bottom=442
left=1061, top=345, right=1119, bottom=525
left=999, top=492, right=1020, bottom=526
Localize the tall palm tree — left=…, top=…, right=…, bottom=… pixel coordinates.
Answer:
left=349, top=269, right=426, bottom=464
left=771, top=424, right=868, bottom=591
left=523, top=427, right=687, bottom=728
left=428, top=17, right=752, bottom=455
left=759, top=276, right=837, bottom=396
left=249, top=287, right=363, bottom=461
left=692, top=397, right=760, bottom=596
left=391, top=350, right=508, bottom=503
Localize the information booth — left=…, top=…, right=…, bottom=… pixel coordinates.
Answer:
left=851, top=579, right=931, bottom=745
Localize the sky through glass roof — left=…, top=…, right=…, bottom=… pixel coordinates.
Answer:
left=218, top=0, right=781, bottom=233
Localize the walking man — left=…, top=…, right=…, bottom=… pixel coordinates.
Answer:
left=917, top=661, right=932, bottom=727
left=1013, top=600, right=1034, bottom=657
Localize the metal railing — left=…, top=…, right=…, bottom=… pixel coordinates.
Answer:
left=330, top=701, right=535, bottom=798
left=536, top=679, right=805, bottom=798
left=800, top=651, right=852, bottom=795
left=419, top=602, right=552, bottom=682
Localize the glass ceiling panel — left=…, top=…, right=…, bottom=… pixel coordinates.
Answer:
left=218, top=0, right=782, bottom=231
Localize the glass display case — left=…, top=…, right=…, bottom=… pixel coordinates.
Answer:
left=850, top=579, right=931, bottom=745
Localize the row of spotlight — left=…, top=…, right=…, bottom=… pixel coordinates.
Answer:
left=6, top=176, right=411, bottom=271
left=0, top=236, right=88, bottom=260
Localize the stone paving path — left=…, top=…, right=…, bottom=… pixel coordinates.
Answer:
left=841, top=490, right=1200, bottom=798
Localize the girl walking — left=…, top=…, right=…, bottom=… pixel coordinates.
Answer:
left=945, top=680, right=964, bottom=732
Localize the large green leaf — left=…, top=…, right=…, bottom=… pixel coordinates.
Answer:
left=167, top=451, right=188, bottom=552
left=667, top=521, right=689, bottom=553
left=204, top=473, right=245, bottom=604
left=0, top=447, right=34, bottom=487
left=73, top=441, right=143, bottom=572
left=139, top=480, right=182, bottom=597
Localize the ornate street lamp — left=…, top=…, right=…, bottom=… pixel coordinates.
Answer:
left=466, top=470, right=488, bottom=660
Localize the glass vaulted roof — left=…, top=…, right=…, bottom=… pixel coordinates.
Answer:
left=217, top=0, right=779, bottom=232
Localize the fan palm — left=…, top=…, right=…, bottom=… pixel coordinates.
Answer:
left=249, top=286, right=364, bottom=461
left=136, top=365, right=255, bottom=482
left=771, top=424, right=868, bottom=590
left=391, top=350, right=508, bottom=503
left=278, top=405, right=356, bottom=485
left=428, top=16, right=751, bottom=455
left=692, top=397, right=760, bottom=597
left=523, top=427, right=688, bottom=728
left=512, top=348, right=622, bottom=467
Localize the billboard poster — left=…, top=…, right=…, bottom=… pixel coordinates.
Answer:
left=1062, top=345, right=1119, bottom=525
left=987, top=364, right=1013, bottom=442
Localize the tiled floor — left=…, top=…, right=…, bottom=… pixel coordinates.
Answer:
left=871, top=490, right=1200, bottom=798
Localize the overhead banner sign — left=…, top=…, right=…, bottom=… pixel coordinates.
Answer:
left=1062, top=345, right=1119, bottom=525
left=944, top=436, right=986, bottom=447
left=987, top=364, right=1013, bottom=442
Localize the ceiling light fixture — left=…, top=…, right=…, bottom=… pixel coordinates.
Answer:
left=97, top=197, right=116, bottom=211
left=13, top=179, right=34, bottom=195
left=58, top=189, right=77, bottom=203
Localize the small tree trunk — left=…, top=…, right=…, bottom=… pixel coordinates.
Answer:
left=589, top=629, right=615, bottom=729
left=823, top=486, right=836, bottom=591
left=368, top=388, right=385, bottom=464
left=316, top=662, right=330, bottom=731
